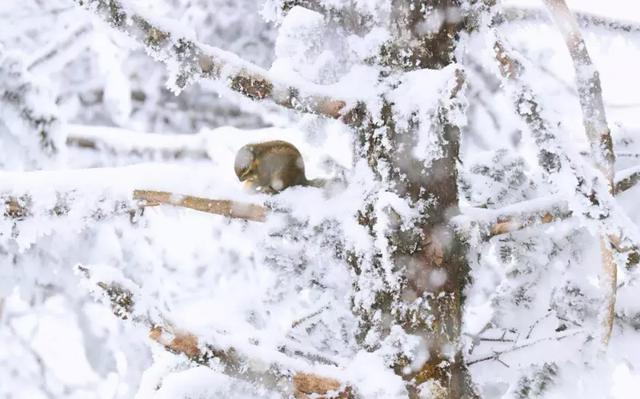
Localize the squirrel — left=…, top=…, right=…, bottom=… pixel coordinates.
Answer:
left=234, top=140, right=326, bottom=194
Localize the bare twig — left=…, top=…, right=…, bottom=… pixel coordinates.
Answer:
left=526, top=312, right=553, bottom=339
left=73, top=0, right=360, bottom=122
left=467, top=329, right=584, bottom=366
left=617, top=153, right=640, bottom=159
left=291, top=306, right=329, bottom=328
left=133, top=190, right=267, bottom=222
left=6, top=323, right=57, bottom=399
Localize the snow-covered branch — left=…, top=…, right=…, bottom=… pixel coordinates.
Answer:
left=281, top=0, right=369, bottom=35
left=4, top=190, right=265, bottom=222
left=27, top=24, right=92, bottom=72
left=0, top=51, right=64, bottom=169
left=616, top=167, right=640, bottom=194
left=493, top=41, right=561, bottom=174
left=66, top=124, right=210, bottom=160
left=2, top=166, right=267, bottom=222
left=492, top=38, right=627, bottom=348
left=467, top=329, right=584, bottom=366
left=80, top=266, right=353, bottom=398
left=3, top=193, right=129, bottom=220
left=497, top=6, right=640, bottom=34
left=457, top=196, right=572, bottom=240
left=460, top=199, right=638, bottom=256
left=543, top=0, right=615, bottom=186
left=73, top=0, right=357, bottom=122
left=542, top=0, right=619, bottom=348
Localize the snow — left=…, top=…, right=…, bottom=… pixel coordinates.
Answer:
left=2, top=0, right=640, bottom=398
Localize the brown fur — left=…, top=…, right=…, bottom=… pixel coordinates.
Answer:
left=234, top=140, right=313, bottom=194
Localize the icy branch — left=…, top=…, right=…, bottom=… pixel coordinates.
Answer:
left=467, top=329, right=584, bottom=366
left=615, top=167, right=640, bottom=194
left=66, top=124, right=210, bottom=160
left=3, top=190, right=265, bottom=223
left=493, top=38, right=627, bottom=348
left=73, top=0, right=358, bottom=122
left=497, top=6, right=640, bottom=34
left=543, top=0, right=618, bottom=347
left=493, top=41, right=561, bottom=174
left=80, top=266, right=353, bottom=398
left=281, top=0, right=370, bottom=35
left=456, top=196, right=572, bottom=240
left=543, top=0, right=615, bottom=186
left=2, top=165, right=267, bottom=223
left=27, top=25, right=92, bottom=72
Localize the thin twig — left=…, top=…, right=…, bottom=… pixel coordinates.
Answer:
left=497, top=6, right=640, bottom=34
left=526, top=312, right=553, bottom=339
left=291, top=306, right=329, bottom=328
left=66, top=124, right=210, bottom=160
left=616, top=170, right=640, bottom=194
left=28, top=25, right=92, bottom=71
left=467, top=329, right=584, bottom=366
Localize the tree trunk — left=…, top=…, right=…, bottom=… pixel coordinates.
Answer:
left=350, top=1, right=480, bottom=397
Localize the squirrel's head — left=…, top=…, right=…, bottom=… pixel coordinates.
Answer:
left=234, top=144, right=257, bottom=182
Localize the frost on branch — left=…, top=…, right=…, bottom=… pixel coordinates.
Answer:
left=3, top=0, right=640, bottom=397
left=0, top=50, right=64, bottom=170
left=543, top=0, right=615, bottom=186
left=78, top=258, right=354, bottom=397
left=74, top=0, right=352, bottom=120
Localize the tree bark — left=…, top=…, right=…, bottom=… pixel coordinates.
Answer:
left=350, top=2, right=479, bottom=396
